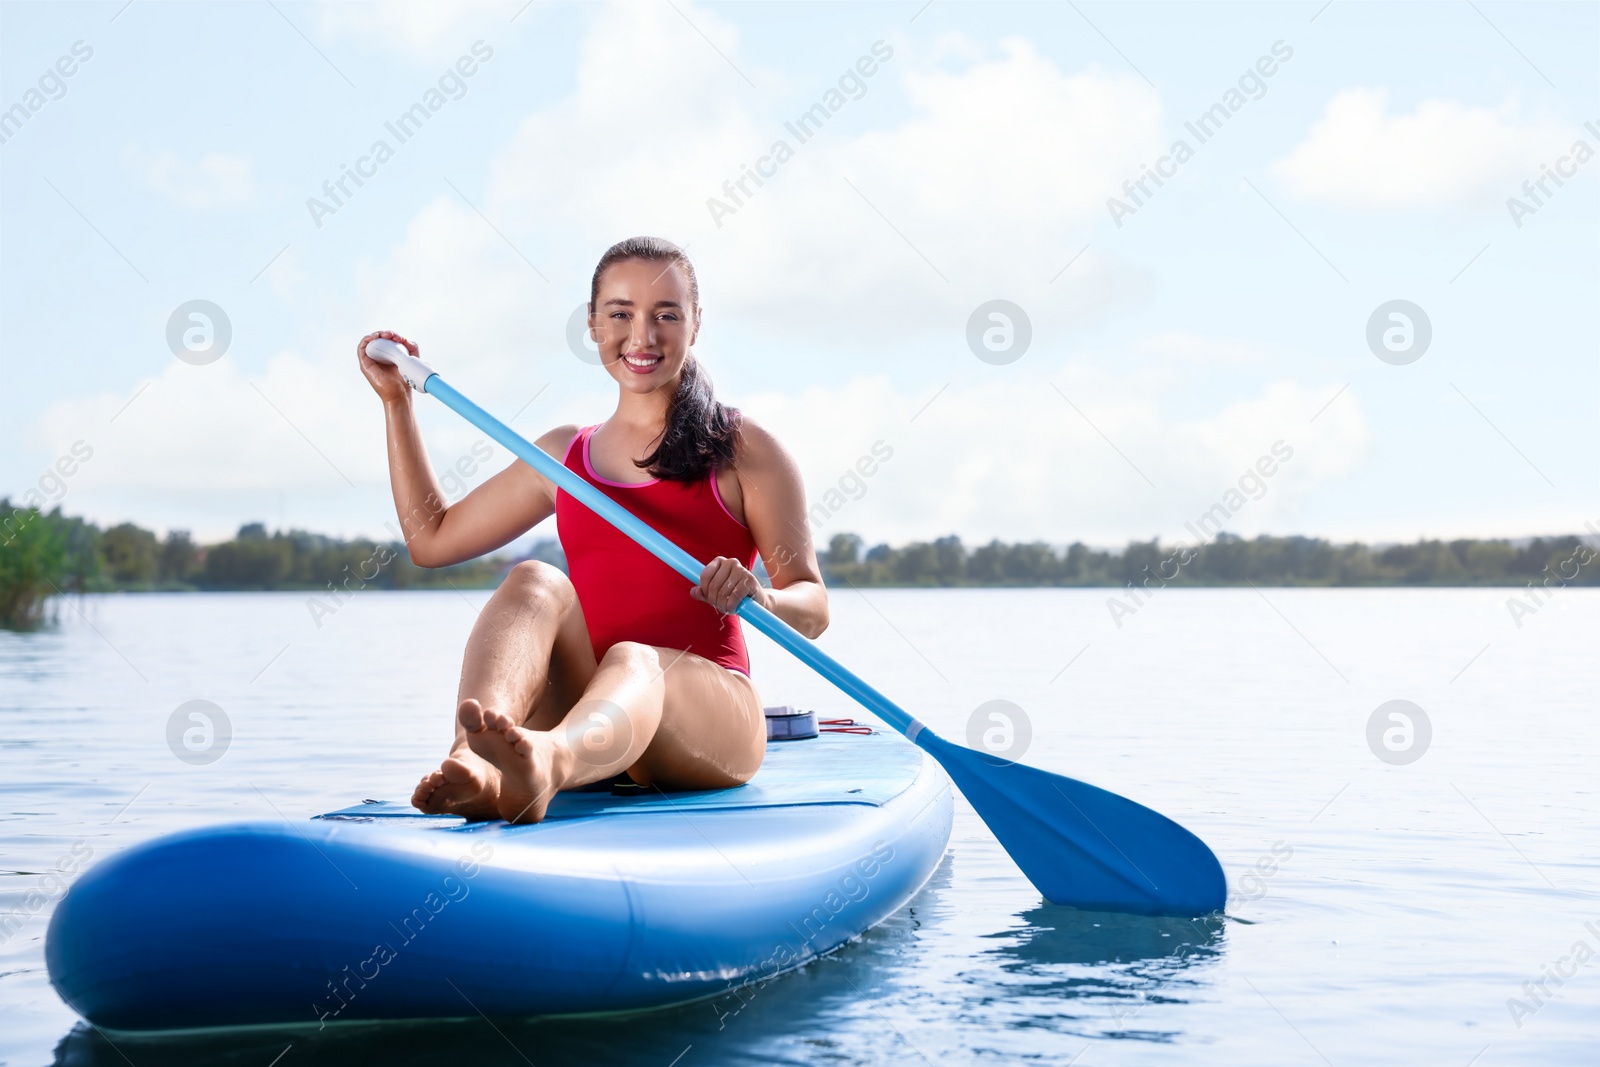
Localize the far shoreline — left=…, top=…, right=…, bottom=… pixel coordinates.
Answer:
left=4, top=500, right=1596, bottom=629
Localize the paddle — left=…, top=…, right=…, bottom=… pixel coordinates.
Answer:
left=363, top=339, right=1227, bottom=917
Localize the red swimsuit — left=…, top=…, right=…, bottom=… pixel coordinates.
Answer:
left=554, top=423, right=760, bottom=677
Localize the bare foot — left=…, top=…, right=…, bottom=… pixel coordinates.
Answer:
left=459, top=701, right=566, bottom=824
left=412, top=746, right=500, bottom=819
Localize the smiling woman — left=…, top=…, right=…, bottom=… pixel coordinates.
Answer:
left=356, top=236, right=829, bottom=825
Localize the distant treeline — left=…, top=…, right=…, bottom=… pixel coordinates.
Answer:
left=816, top=532, right=1600, bottom=589
left=3, top=498, right=1595, bottom=630
left=0, top=501, right=563, bottom=629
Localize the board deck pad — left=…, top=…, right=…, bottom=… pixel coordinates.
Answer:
left=314, top=728, right=915, bottom=825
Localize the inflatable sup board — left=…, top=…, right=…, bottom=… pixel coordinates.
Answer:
left=46, top=726, right=952, bottom=1031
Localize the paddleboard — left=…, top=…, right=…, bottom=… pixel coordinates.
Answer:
left=46, top=727, right=952, bottom=1031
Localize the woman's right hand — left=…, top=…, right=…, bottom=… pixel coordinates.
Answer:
left=357, top=330, right=419, bottom=404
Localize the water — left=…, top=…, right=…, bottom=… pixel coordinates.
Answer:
left=3, top=588, right=1596, bottom=1065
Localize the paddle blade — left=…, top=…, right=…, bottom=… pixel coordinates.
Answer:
left=918, top=732, right=1226, bottom=917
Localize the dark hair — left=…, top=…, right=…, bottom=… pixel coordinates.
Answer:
left=588, top=236, right=740, bottom=483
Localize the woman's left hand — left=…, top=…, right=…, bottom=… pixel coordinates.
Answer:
left=691, top=556, right=768, bottom=615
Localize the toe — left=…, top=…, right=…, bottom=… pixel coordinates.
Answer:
left=457, top=699, right=486, bottom=732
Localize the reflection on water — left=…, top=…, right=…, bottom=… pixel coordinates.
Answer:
left=979, top=904, right=1227, bottom=1043
left=992, top=904, right=1227, bottom=971
left=52, top=858, right=1229, bottom=1067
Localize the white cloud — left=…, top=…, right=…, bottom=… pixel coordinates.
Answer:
left=32, top=352, right=386, bottom=496
left=739, top=363, right=1369, bottom=548
left=485, top=0, right=761, bottom=250
left=701, top=39, right=1161, bottom=336
left=482, top=10, right=1164, bottom=341
left=125, top=147, right=255, bottom=209
left=1270, top=87, right=1580, bottom=211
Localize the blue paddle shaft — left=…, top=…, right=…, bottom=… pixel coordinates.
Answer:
left=422, top=376, right=920, bottom=739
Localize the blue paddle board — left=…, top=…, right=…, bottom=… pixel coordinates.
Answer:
left=46, top=728, right=952, bottom=1031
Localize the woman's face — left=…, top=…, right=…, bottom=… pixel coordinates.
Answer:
left=589, top=257, right=699, bottom=395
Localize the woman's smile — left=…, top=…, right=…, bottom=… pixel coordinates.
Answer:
left=621, top=351, right=664, bottom=374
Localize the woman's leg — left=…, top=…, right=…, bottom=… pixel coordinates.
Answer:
left=412, top=561, right=597, bottom=817
left=461, top=642, right=765, bottom=823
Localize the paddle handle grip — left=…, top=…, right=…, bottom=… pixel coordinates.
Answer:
left=363, top=337, right=440, bottom=393
left=416, top=373, right=922, bottom=741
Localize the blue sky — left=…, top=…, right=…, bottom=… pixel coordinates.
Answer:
left=2, top=0, right=1595, bottom=548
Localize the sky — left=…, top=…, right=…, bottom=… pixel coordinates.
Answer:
left=1, top=0, right=1596, bottom=551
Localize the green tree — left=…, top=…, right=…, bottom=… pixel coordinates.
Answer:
left=967, top=540, right=1005, bottom=583
left=892, top=541, right=937, bottom=584
left=826, top=532, right=863, bottom=566
left=0, top=501, right=67, bottom=629
left=159, top=530, right=197, bottom=584
left=932, top=535, right=967, bottom=583
left=1063, top=542, right=1092, bottom=582
left=203, top=538, right=292, bottom=589
left=1003, top=542, right=1057, bottom=583
left=101, top=523, right=160, bottom=585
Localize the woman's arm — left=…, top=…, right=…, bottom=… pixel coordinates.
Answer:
left=692, top=416, right=829, bottom=639
left=358, top=331, right=570, bottom=569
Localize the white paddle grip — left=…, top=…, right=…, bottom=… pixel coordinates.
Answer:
left=363, top=338, right=438, bottom=392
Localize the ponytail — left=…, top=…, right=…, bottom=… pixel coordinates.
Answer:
left=589, top=236, right=740, bottom=482
left=642, top=351, right=740, bottom=481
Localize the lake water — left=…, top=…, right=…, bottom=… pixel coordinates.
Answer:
left=2, top=588, right=1596, bottom=1065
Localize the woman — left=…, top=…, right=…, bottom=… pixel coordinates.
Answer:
left=357, top=236, right=828, bottom=824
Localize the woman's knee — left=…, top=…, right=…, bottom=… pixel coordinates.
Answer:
left=598, top=640, right=659, bottom=674
left=501, top=560, right=576, bottom=611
